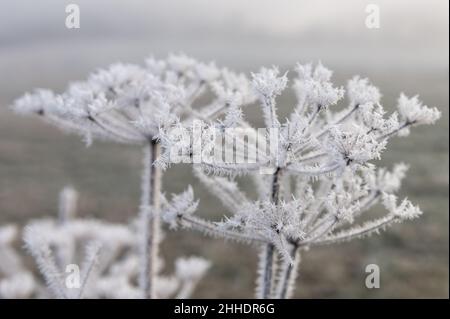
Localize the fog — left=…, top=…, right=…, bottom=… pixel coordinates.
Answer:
left=0, top=0, right=448, bottom=100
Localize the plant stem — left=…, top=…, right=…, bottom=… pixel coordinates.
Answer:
left=276, top=245, right=300, bottom=299
left=259, top=167, right=282, bottom=299
left=258, top=244, right=275, bottom=299
left=141, top=140, right=162, bottom=299
left=377, top=121, right=412, bottom=140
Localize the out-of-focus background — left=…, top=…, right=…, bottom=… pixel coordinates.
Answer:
left=0, top=0, right=448, bottom=298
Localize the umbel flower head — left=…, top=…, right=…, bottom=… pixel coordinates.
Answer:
left=396, top=93, right=441, bottom=136
left=155, top=61, right=440, bottom=298
left=157, top=62, right=439, bottom=177
left=12, top=53, right=256, bottom=146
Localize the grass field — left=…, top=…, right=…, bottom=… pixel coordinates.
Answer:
left=0, top=63, right=448, bottom=298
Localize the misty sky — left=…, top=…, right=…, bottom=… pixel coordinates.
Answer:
left=1, top=0, right=447, bottom=42
left=0, top=0, right=448, bottom=97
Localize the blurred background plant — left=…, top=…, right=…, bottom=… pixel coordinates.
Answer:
left=0, top=0, right=448, bottom=298
left=1, top=186, right=210, bottom=298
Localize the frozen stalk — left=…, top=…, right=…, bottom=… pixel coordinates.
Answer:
left=259, top=167, right=282, bottom=299
left=58, top=186, right=78, bottom=225
left=140, top=141, right=162, bottom=299
left=276, top=245, right=300, bottom=299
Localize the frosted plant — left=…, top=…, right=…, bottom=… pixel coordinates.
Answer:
left=157, top=63, right=440, bottom=298
left=11, top=56, right=440, bottom=299
left=23, top=225, right=103, bottom=299
left=1, top=186, right=209, bottom=299
left=174, top=256, right=211, bottom=299
left=0, top=225, right=36, bottom=298
left=11, top=54, right=250, bottom=298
